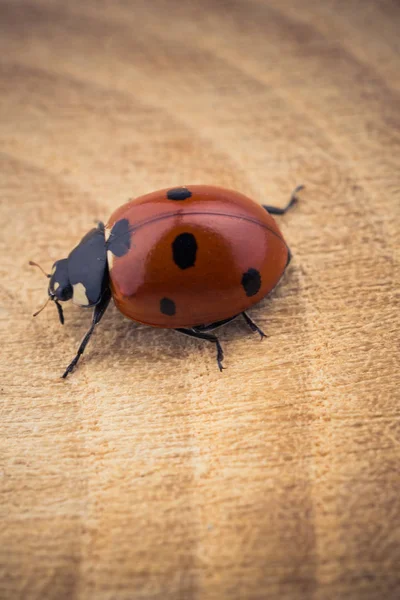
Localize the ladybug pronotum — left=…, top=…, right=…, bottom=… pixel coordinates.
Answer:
left=31, top=185, right=303, bottom=377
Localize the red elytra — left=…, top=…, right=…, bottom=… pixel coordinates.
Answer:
left=107, top=185, right=292, bottom=328
left=31, top=184, right=302, bottom=377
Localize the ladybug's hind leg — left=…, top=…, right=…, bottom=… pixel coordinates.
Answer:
left=175, top=328, right=225, bottom=372
left=263, top=184, right=304, bottom=215
left=192, top=315, right=239, bottom=332
left=242, top=312, right=267, bottom=339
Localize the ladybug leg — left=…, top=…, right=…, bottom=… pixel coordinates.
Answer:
left=286, top=247, right=292, bottom=267
left=263, top=184, right=304, bottom=215
left=242, top=312, right=267, bottom=339
left=192, top=315, right=239, bottom=332
left=175, top=328, right=225, bottom=372
left=61, top=288, right=111, bottom=379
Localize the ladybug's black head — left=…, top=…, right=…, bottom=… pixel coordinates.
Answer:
left=41, top=258, right=72, bottom=324
left=49, top=259, right=73, bottom=302
left=31, top=222, right=109, bottom=325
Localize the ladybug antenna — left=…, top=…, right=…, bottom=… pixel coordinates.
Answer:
left=29, top=261, right=51, bottom=278
left=32, top=296, right=51, bottom=318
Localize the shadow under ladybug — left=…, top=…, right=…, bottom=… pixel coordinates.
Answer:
left=30, top=184, right=303, bottom=378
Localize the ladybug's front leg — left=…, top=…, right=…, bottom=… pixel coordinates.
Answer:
left=175, top=328, right=225, bottom=372
left=62, top=288, right=111, bottom=378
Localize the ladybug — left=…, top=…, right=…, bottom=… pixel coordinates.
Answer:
left=31, top=184, right=302, bottom=377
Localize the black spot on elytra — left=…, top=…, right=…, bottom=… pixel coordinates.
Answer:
left=172, top=233, right=197, bottom=269
left=160, top=297, right=176, bottom=316
left=167, top=187, right=192, bottom=201
left=107, top=218, right=131, bottom=257
left=241, top=268, right=261, bottom=297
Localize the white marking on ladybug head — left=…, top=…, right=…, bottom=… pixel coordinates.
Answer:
left=53, top=282, right=60, bottom=291
left=105, top=227, right=112, bottom=242
left=72, top=282, right=89, bottom=306
left=107, top=249, right=114, bottom=271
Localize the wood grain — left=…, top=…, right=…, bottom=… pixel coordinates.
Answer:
left=1, top=1, right=399, bottom=599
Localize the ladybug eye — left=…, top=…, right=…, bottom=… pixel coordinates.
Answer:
left=49, top=281, right=72, bottom=302
left=56, top=284, right=73, bottom=302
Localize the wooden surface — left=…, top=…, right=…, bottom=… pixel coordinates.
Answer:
left=1, top=1, right=400, bottom=599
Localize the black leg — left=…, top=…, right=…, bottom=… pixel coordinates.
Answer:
left=263, top=184, right=304, bottom=215
left=193, top=315, right=239, bottom=332
left=55, top=299, right=65, bottom=325
left=62, top=288, right=111, bottom=378
left=242, top=312, right=267, bottom=339
left=175, top=328, right=225, bottom=371
left=286, top=247, right=292, bottom=267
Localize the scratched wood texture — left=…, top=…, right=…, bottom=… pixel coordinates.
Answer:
left=1, top=1, right=400, bottom=599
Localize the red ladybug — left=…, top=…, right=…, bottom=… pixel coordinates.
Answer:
left=31, top=185, right=302, bottom=377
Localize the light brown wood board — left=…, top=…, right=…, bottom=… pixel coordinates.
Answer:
left=1, top=1, right=399, bottom=599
